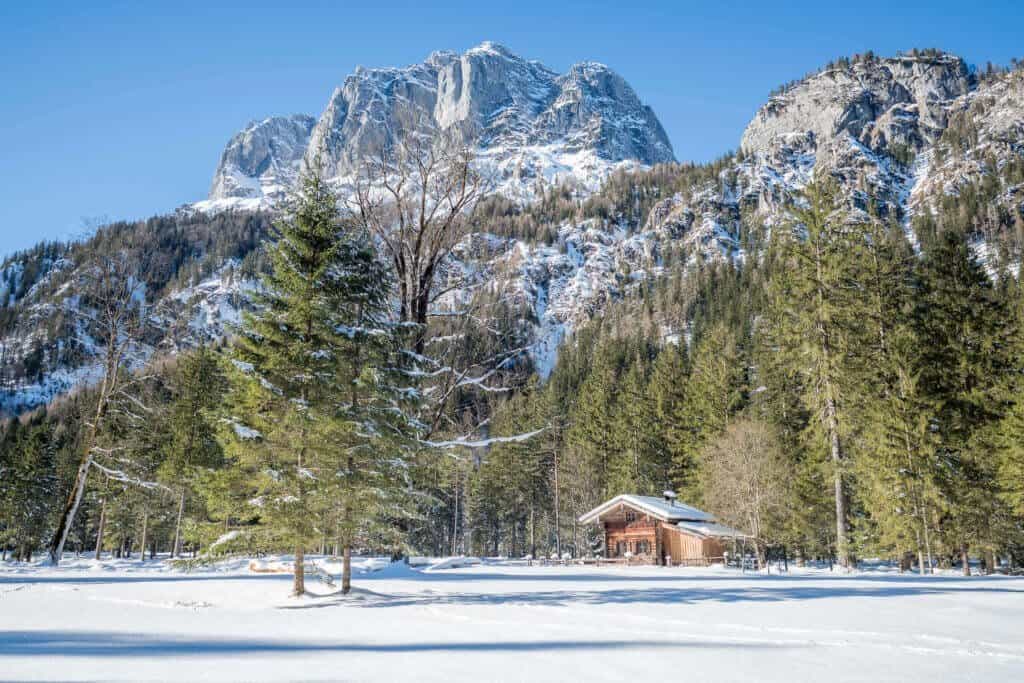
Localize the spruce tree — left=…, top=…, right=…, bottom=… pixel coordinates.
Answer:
left=672, top=322, right=746, bottom=503
left=319, top=222, right=416, bottom=593
left=229, top=169, right=375, bottom=596
left=846, top=218, right=939, bottom=571
left=766, top=179, right=860, bottom=567
left=567, top=343, right=623, bottom=500
left=913, top=228, right=1013, bottom=573
left=160, top=346, right=226, bottom=557
left=227, top=167, right=410, bottom=595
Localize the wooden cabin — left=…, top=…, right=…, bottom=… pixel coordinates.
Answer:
left=578, top=493, right=750, bottom=566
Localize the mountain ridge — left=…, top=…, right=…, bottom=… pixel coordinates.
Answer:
left=2, top=48, right=1023, bottom=415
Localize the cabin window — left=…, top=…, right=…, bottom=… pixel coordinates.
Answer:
left=636, top=540, right=650, bottom=555
left=624, top=511, right=636, bottom=522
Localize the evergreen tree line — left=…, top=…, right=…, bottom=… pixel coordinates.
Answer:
left=461, top=178, right=1024, bottom=573
left=4, top=127, right=1024, bottom=582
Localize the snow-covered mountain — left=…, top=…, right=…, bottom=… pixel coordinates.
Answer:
left=197, top=42, right=675, bottom=210
left=3, top=49, right=1023, bottom=414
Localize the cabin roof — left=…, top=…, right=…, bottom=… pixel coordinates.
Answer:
left=578, top=494, right=716, bottom=524
left=676, top=520, right=751, bottom=539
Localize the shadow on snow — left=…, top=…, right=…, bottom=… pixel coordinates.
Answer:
left=276, top=580, right=1023, bottom=610
left=0, top=631, right=799, bottom=657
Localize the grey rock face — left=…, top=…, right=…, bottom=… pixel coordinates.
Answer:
left=741, top=54, right=974, bottom=158
left=207, top=42, right=675, bottom=206
left=208, top=114, right=316, bottom=201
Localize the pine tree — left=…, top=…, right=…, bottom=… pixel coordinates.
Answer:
left=160, top=346, right=226, bottom=557
left=672, top=322, right=746, bottom=503
left=646, top=343, right=688, bottom=491
left=226, top=167, right=410, bottom=595
left=228, top=169, right=376, bottom=596
left=614, top=356, right=663, bottom=494
left=913, top=228, right=1014, bottom=573
left=319, top=223, right=416, bottom=593
left=846, top=218, right=939, bottom=572
left=0, top=414, right=58, bottom=561
left=766, top=179, right=860, bottom=567
left=567, top=344, right=623, bottom=500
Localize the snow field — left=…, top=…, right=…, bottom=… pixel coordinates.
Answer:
left=1, top=557, right=1022, bottom=682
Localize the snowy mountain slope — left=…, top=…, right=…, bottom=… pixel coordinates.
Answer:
left=3, top=50, right=1024, bottom=414
left=908, top=68, right=1024, bottom=218
left=202, top=42, right=675, bottom=209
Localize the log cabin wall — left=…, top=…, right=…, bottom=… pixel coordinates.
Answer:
left=599, top=501, right=727, bottom=565
left=602, top=505, right=658, bottom=562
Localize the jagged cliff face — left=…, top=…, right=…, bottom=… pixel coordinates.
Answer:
left=202, top=42, right=675, bottom=208
left=208, top=115, right=316, bottom=205
left=3, top=50, right=1023, bottom=414
left=735, top=53, right=978, bottom=231
left=909, top=69, right=1024, bottom=222
left=741, top=54, right=973, bottom=157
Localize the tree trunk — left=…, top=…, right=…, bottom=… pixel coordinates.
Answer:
left=49, top=448, right=95, bottom=564
left=553, top=449, right=561, bottom=559
left=961, top=544, right=971, bottom=576
left=813, top=214, right=849, bottom=571
left=172, top=489, right=186, bottom=558
left=451, top=466, right=459, bottom=556
left=49, top=358, right=116, bottom=565
left=342, top=543, right=352, bottom=595
left=825, top=396, right=849, bottom=568
left=94, top=496, right=107, bottom=561
left=985, top=550, right=997, bottom=575
left=292, top=546, right=305, bottom=596
left=141, top=518, right=149, bottom=561
left=920, top=502, right=934, bottom=574
left=529, top=505, right=536, bottom=560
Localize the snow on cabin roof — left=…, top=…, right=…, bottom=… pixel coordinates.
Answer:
left=578, top=494, right=716, bottom=524
left=676, top=520, right=752, bottom=540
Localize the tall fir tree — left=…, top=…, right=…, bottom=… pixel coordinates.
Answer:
left=160, top=346, right=227, bottom=557
left=913, top=228, right=1014, bottom=573
left=766, top=179, right=860, bottom=567
left=229, top=169, right=383, bottom=595
left=672, top=322, right=746, bottom=503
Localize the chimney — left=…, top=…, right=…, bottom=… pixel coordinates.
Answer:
left=663, top=490, right=677, bottom=507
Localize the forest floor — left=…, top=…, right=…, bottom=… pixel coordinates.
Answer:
left=1, top=555, right=1022, bottom=681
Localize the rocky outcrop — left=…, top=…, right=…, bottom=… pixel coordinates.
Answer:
left=741, top=53, right=973, bottom=158
left=208, top=115, right=316, bottom=203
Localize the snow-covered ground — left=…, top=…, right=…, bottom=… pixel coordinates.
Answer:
left=1, top=556, right=1022, bottom=682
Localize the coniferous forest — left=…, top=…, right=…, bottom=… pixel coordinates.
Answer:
left=4, top=55, right=1024, bottom=596
left=3, top=150, right=1024, bottom=584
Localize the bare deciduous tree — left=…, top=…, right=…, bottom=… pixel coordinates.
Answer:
left=48, top=251, right=153, bottom=564
left=351, top=127, right=490, bottom=355
left=700, top=419, right=790, bottom=567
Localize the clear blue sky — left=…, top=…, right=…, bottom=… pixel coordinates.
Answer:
left=1, top=0, right=1021, bottom=258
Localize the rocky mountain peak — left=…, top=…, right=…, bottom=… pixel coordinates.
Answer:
left=203, top=42, right=675, bottom=208
left=207, top=114, right=316, bottom=206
